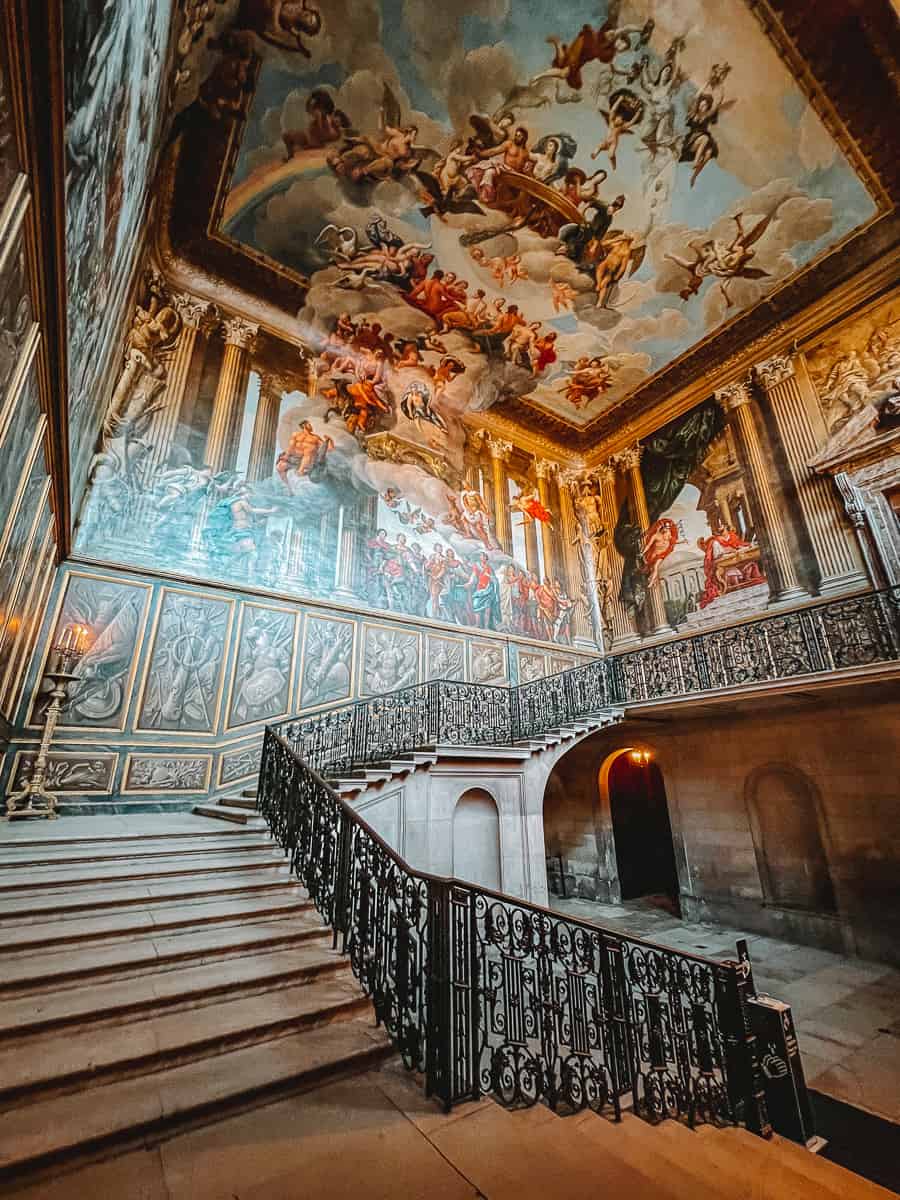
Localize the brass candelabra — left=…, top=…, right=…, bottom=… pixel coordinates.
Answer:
left=5, top=623, right=90, bottom=820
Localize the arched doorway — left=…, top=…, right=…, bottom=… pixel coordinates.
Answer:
left=453, top=789, right=501, bottom=891
left=746, top=766, right=836, bottom=913
left=605, top=750, right=680, bottom=911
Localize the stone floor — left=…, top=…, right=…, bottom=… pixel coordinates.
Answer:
left=551, top=895, right=900, bottom=1126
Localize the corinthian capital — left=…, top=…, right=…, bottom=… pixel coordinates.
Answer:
left=753, top=354, right=795, bottom=390
left=486, top=435, right=513, bottom=462
left=221, top=316, right=259, bottom=351
left=534, top=457, right=559, bottom=480
left=173, top=293, right=217, bottom=331
left=613, top=444, right=643, bottom=472
left=715, top=379, right=753, bottom=412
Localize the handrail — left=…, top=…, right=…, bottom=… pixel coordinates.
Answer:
left=258, top=726, right=771, bottom=1132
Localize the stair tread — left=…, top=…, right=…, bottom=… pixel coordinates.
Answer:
left=0, top=890, right=312, bottom=952
left=0, top=943, right=342, bottom=1038
left=0, top=1018, right=392, bottom=1177
left=0, top=972, right=366, bottom=1099
left=0, top=850, right=285, bottom=891
left=0, top=867, right=296, bottom=919
left=1, top=914, right=329, bottom=992
left=0, top=837, right=277, bottom=869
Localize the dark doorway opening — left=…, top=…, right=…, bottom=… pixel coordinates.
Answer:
left=609, top=753, right=680, bottom=912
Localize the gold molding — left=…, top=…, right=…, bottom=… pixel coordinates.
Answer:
left=223, top=599, right=301, bottom=732
left=0, top=519, right=54, bottom=716
left=26, top=570, right=153, bottom=733
left=217, top=735, right=264, bottom=789
left=134, top=585, right=236, bottom=738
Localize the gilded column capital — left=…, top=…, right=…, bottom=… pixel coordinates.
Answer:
left=715, top=379, right=753, bottom=412
left=753, top=354, right=795, bottom=390
left=221, top=316, right=259, bottom=351
left=595, top=462, right=617, bottom=485
left=486, top=435, right=513, bottom=462
left=173, top=293, right=217, bottom=331
left=534, top=457, right=559, bottom=480
left=612, top=444, right=642, bottom=472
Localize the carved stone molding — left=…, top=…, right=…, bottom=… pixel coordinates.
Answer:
left=486, top=436, right=514, bottom=462
left=612, top=445, right=643, bottom=472
left=172, top=293, right=218, bottom=332
left=534, top=457, right=559, bottom=479
left=753, top=354, right=796, bottom=390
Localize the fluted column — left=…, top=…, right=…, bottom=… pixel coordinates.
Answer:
left=754, top=353, right=867, bottom=594
left=486, top=436, right=513, bottom=554
left=614, top=445, right=671, bottom=636
left=333, top=505, right=358, bottom=597
left=534, top=458, right=558, bottom=581
left=246, top=375, right=282, bottom=482
left=716, top=380, right=809, bottom=604
left=595, top=462, right=641, bottom=649
left=145, top=295, right=215, bottom=477
left=205, top=316, right=258, bottom=473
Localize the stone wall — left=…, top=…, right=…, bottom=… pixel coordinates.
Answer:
left=544, top=693, right=900, bottom=966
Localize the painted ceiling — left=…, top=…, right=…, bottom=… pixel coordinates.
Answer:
left=204, top=0, right=878, bottom=438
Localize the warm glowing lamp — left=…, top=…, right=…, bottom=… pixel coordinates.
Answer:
left=629, top=748, right=652, bottom=767
left=5, top=621, right=92, bottom=820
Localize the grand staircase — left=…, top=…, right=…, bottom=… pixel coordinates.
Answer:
left=0, top=821, right=392, bottom=1188
left=0, top=817, right=896, bottom=1197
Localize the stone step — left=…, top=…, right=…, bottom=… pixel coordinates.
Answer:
left=0, top=889, right=311, bottom=953
left=217, top=795, right=257, bottom=811
left=0, top=1018, right=393, bottom=1186
left=241, top=788, right=258, bottom=798
left=0, top=867, right=298, bottom=922
left=0, top=942, right=343, bottom=1041
left=0, top=849, right=285, bottom=893
left=0, top=826, right=259, bottom=848
left=0, top=973, right=370, bottom=1107
left=193, top=803, right=267, bottom=825
left=695, top=1123, right=897, bottom=1200
left=0, top=835, right=277, bottom=869
left=0, top=913, right=330, bottom=996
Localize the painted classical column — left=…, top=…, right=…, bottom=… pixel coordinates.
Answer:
left=556, top=472, right=595, bottom=644
left=334, top=505, right=360, bottom=598
left=534, top=458, right=558, bottom=580
left=716, top=380, right=809, bottom=604
left=754, top=353, right=867, bottom=594
left=205, top=316, right=258, bottom=473
left=486, top=436, right=514, bottom=555
left=595, top=462, right=641, bottom=649
left=145, top=294, right=215, bottom=477
left=246, top=375, right=282, bottom=483
left=614, top=445, right=671, bottom=636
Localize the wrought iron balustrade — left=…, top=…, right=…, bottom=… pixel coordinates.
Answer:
left=258, top=726, right=768, bottom=1130
left=606, top=585, right=900, bottom=705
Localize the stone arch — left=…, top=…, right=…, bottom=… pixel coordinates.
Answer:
left=452, top=787, right=502, bottom=892
left=745, top=763, right=837, bottom=913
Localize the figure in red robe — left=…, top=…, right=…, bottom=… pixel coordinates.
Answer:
left=641, top=516, right=679, bottom=586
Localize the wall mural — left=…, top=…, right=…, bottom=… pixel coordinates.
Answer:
left=0, top=364, right=41, bottom=544
left=63, top=0, right=175, bottom=505
left=0, top=21, right=21, bottom=216
left=0, top=216, right=34, bottom=411
left=216, top=0, right=874, bottom=431
left=74, top=266, right=589, bottom=649
left=806, top=294, right=900, bottom=436
left=29, top=574, right=152, bottom=731
left=137, top=590, right=233, bottom=733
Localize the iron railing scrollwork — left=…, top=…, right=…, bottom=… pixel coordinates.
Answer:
left=259, top=726, right=770, bottom=1132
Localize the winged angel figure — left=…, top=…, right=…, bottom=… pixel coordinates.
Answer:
left=327, top=84, right=438, bottom=186
left=666, top=212, right=773, bottom=306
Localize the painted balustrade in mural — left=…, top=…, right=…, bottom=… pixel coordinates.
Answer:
left=258, top=726, right=766, bottom=1128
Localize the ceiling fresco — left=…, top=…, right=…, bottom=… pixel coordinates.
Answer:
left=211, top=0, right=878, bottom=434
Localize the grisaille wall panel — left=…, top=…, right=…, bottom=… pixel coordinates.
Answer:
left=27, top=573, right=152, bottom=732
left=136, top=589, right=233, bottom=734
left=298, top=614, right=355, bottom=710
left=226, top=602, right=298, bottom=729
